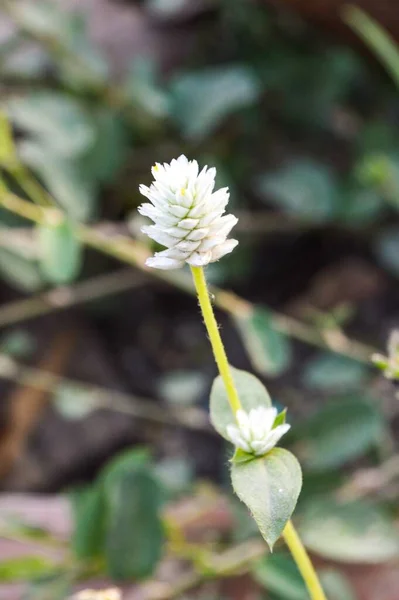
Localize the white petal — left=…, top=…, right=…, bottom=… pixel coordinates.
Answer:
left=196, top=236, right=225, bottom=252
left=146, top=256, right=184, bottom=269
left=236, top=409, right=250, bottom=430
left=156, top=247, right=190, bottom=261
left=226, top=425, right=251, bottom=453
left=178, top=218, right=200, bottom=230
left=210, top=239, right=238, bottom=261
left=168, top=204, right=190, bottom=218
left=141, top=226, right=177, bottom=247
left=250, top=440, right=271, bottom=455
left=235, top=409, right=252, bottom=442
left=186, top=227, right=209, bottom=241
left=175, top=239, right=201, bottom=253
left=264, top=424, right=291, bottom=449
left=165, top=226, right=189, bottom=239
left=186, top=251, right=212, bottom=267
left=176, top=154, right=189, bottom=166
left=208, top=214, right=238, bottom=237
left=175, top=189, right=193, bottom=208
left=253, top=406, right=277, bottom=438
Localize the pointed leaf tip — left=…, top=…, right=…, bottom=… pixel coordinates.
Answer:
left=231, top=448, right=302, bottom=550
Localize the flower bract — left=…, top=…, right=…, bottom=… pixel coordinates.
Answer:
left=226, top=406, right=290, bottom=457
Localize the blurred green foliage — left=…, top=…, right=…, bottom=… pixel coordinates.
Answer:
left=0, top=0, right=399, bottom=597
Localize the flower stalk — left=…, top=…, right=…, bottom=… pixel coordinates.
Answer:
left=283, top=521, right=327, bottom=600
left=190, top=265, right=242, bottom=415
left=190, top=264, right=326, bottom=600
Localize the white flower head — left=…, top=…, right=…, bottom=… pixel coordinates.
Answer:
left=226, top=406, right=290, bottom=457
left=138, top=155, right=238, bottom=269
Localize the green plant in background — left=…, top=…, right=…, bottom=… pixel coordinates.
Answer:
left=138, top=155, right=325, bottom=600
left=0, top=2, right=399, bottom=598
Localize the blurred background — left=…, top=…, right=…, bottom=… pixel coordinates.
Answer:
left=0, top=0, right=398, bottom=598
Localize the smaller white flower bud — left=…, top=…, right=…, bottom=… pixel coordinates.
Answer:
left=138, top=155, right=238, bottom=269
left=226, top=406, right=290, bottom=457
left=372, top=329, right=399, bottom=380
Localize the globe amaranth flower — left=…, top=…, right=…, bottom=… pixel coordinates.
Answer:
left=138, top=155, right=238, bottom=269
left=226, top=406, right=290, bottom=457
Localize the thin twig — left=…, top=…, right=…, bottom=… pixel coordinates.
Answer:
left=0, top=353, right=211, bottom=433
left=0, top=268, right=146, bottom=327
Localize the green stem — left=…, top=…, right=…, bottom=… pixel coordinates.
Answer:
left=9, top=164, right=54, bottom=208
left=189, top=265, right=327, bottom=600
left=283, top=521, right=327, bottom=600
left=190, top=265, right=241, bottom=415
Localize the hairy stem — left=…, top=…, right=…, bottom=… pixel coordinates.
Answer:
left=190, top=265, right=242, bottom=415
left=283, top=521, right=327, bottom=600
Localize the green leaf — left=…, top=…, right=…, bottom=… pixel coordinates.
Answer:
left=302, top=353, right=368, bottom=392
left=319, top=570, right=356, bottom=600
left=339, top=186, right=384, bottom=225
left=8, top=93, right=95, bottom=158
left=82, top=110, right=128, bottom=185
left=297, top=395, right=384, bottom=471
left=273, top=408, right=287, bottom=427
left=159, top=369, right=207, bottom=406
left=53, top=384, right=99, bottom=420
left=231, top=448, right=302, bottom=550
left=300, top=471, right=345, bottom=504
left=23, top=573, right=71, bottom=600
left=0, top=246, right=45, bottom=292
left=170, top=65, right=260, bottom=140
left=0, top=329, right=36, bottom=358
left=70, top=486, right=107, bottom=560
left=125, top=58, right=169, bottom=120
left=299, top=498, right=399, bottom=563
left=105, top=469, right=164, bottom=579
left=234, top=307, right=291, bottom=376
left=100, top=447, right=151, bottom=489
left=375, top=227, right=399, bottom=277
left=253, top=554, right=308, bottom=600
left=210, top=367, right=271, bottom=440
left=257, top=160, right=338, bottom=222
left=11, top=1, right=66, bottom=39
left=37, top=216, right=82, bottom=285
left=232, top=448, right=257, bottom=465
left=0, top=556, right=56, bottom=582
left=19, top=140, right=97, bottom=221
left=57, top=15, right=108, bottom=90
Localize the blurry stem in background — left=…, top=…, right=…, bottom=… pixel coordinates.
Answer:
left=343, top=6, right=399, bottom=88
left=189, top=265, right=327, bottom=600
left=0, top=187, right=375, bottom=363
left=8, top=163, right=55, bottom=208
left=0, top=353, right=211, bottom=433
left=0, top=267, right=146, bottom=327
